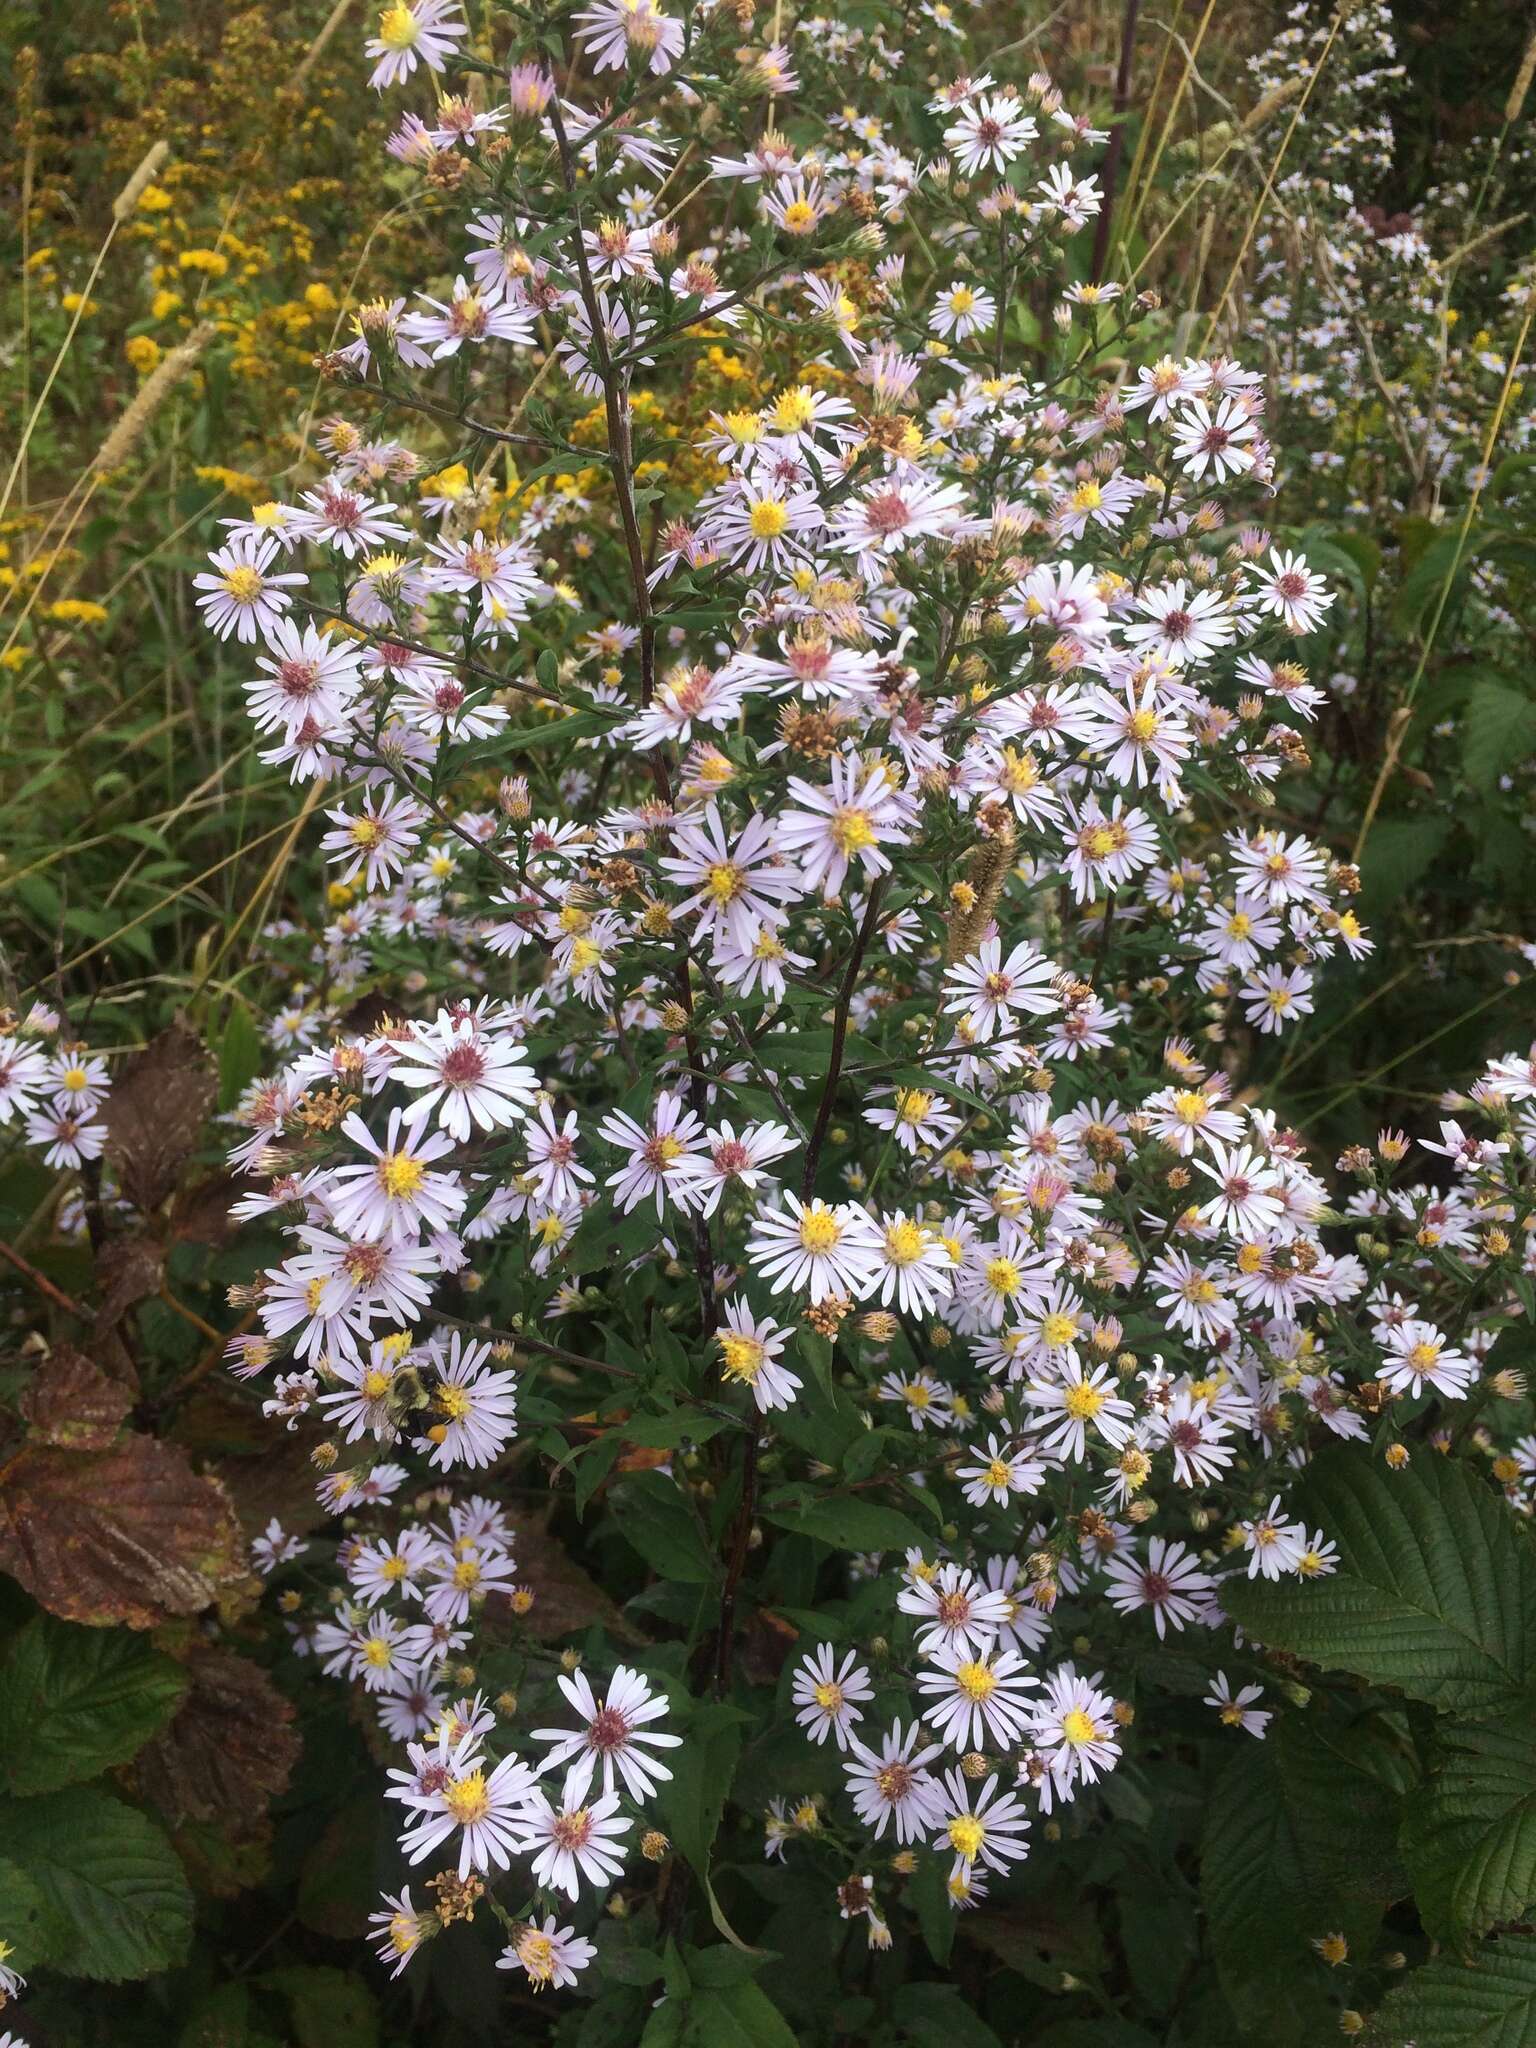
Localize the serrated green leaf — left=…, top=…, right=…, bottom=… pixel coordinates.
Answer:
left=1371, top=1930, right=1536, bottom=2046
left=0, top=1854, right=69, bottom=1971
left=1272, top=1708, right=1414, bottom=1906
left=0, top=1614, right=188, bottom=1795
left=2, top=1786, right=193, bottom=1982
left=1360, top=815, right=1452, bottom=911
left=1403, top=1719, right=1536, bottom=1943
left=1464, top=680, right=1536, bottom=791
left=1219, top=1447, right=1536, bottom=1717
left=257, top=1966, right=379, bottom=2048
left=1201, top=1740, right=1374, bottom=2043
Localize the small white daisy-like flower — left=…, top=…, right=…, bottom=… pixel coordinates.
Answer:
left=898, top=1560, right=1015, bottom=1657
left=572, top=0, right=684, bottom=76
left=1169, top=393, right=1258, bottom=483
left=943, top=93, right=1038, bottom=177
left=0, top=1035, right=50, bottom=1123
left=24, top=1105, right=107, bottom=1171
left=517, top=1768, right=632, bottom=1899
left=956, top=1433, right=1047, bottom=1508
left=1022, top=1357, right=1134, bottom=1462
left=713, top=1296, right=803, bottom=1412
left=876, top=1369, right=955, bottom=1432
left=1249, top=547, right=1334, bottom=634
left=391, top=1011, right=539, bottom=1143
left=943, top=936, right=1061, bottom=1042
left=320, top=788, right=428, bottom=892
left=1378, top=1318, right=1476, bottom=1401
left=1028, top=1665, right=1122, bottom=1796
left=598, top=1094, right=712, bottom=1218
left=844, top=1720, right=945, bottom=1843
left=328, top=1108, right=466, bottom=1244
left=1240, top=1495, right=1309, bottom=1579
left=369, top=1885, right=431, bottom=1977
left=193, top=533, right=307, bottom=644
left=531, top=1662, right=682, bottom=1802
left=866, top=1209, right=955, bottom=1316
left=366, top=0, right=467, bottom=89
left=1193, top=1139, right=1286, bottom=1237
left=746, top=1194, right=883, bottom=1304
left=496, top=1916, right=598, bottom=1993
left=916, top=1641, right=1038, bottom=1751
left=398, top=1730, right=538, bottom=1878
left=1102, top=1536, right=1216, bottom=1638
left=930, top=280, right=996, bottom=342
left=1205, top=1672, right=1272, bottom=1738
left=419, top=1330, right=519, bottom=1471
left=777, top=752, right=918, bottom=899
left=930, top=1765, right=1032, bottom=1878
left=791, top=1643, right=874, bottom=1748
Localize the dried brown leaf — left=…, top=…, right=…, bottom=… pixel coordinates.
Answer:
left=103, top=1025, right=216, bottom=1213
left=130, top=1647, right=299, bottom=1841
left=92, top=1237, right=165, bottom=1333
left=171, top=1382, right=330, bottom=1537
left=18, top=1343, right=133, bottom=1450
left=0, top=1434, right=252, bottom=1629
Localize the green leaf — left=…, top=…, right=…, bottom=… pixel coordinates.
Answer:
left=760, top=1497, right=931, bottom=1555
left=909, top=1847, right=956, bottom=1967
left=1271, top=1708, right=1414, bottom=1907
left=180, top=1982, right=252, bottom=2048
left=217, top=1002, right=264, bottom=1113
left=1360, top=815, right=1452, bottom=912
left=679, top=1983, right=799, bottom=2046
left=1219, top=1446, right=1536, bottom=1717
left=257, top=1966, right=379, bottom=2048
left=0, top=1854, right=69, bottom=1971
left=1403, top=1719, right=1536, bottom=1943
left=1464, top=680, right=1536, bottom=791
left=1371, top=1930, right=1536, bottom=2046
left=1201, top=1741, right=1373, bottom=2043
left=0, top=1614, right=188, bottom=1795
left=893, top=1981, right=1004, bottom=2047
left=684, top=1943, right=769, bottom=1986
left=612, top=1470, right=718, bottom=1583
left=2, top=1786, right=193, bottom=1982
left=655, top=1700, right=745, bottom=1880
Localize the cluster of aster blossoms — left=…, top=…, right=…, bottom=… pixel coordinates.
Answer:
left=1235, top=1, right=1536, bottom=527
left=0, top=1008, right=112, bottom=1174
left=169, top=0, right=1487, bottom=1996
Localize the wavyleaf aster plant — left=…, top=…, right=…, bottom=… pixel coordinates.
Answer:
left=5, top=0, right=1532, bottom=2032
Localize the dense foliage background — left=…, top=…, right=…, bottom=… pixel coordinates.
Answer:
left=4, top=1, right=1536, bottom=2044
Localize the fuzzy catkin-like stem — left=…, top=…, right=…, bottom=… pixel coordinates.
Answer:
left=90, top=322, right=216, bottom=476
left=946, top=812, right=1017, bottom=963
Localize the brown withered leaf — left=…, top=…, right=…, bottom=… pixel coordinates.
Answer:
left=19, top=1344, right=133, bottom=1450
left=131, top=1647, right=300, bottom=1845
left=169, top=1171, right=239, bottom=1247
left=0, top=1433, right=251, bottom=1629
left=504, top=1510, right=649, bottom=1647
left=92, top=1237, right=165, bottom=1333
left=104, top=1025, right=216, bottom=1213
left=171, top=1382, right=330, bottom=1537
